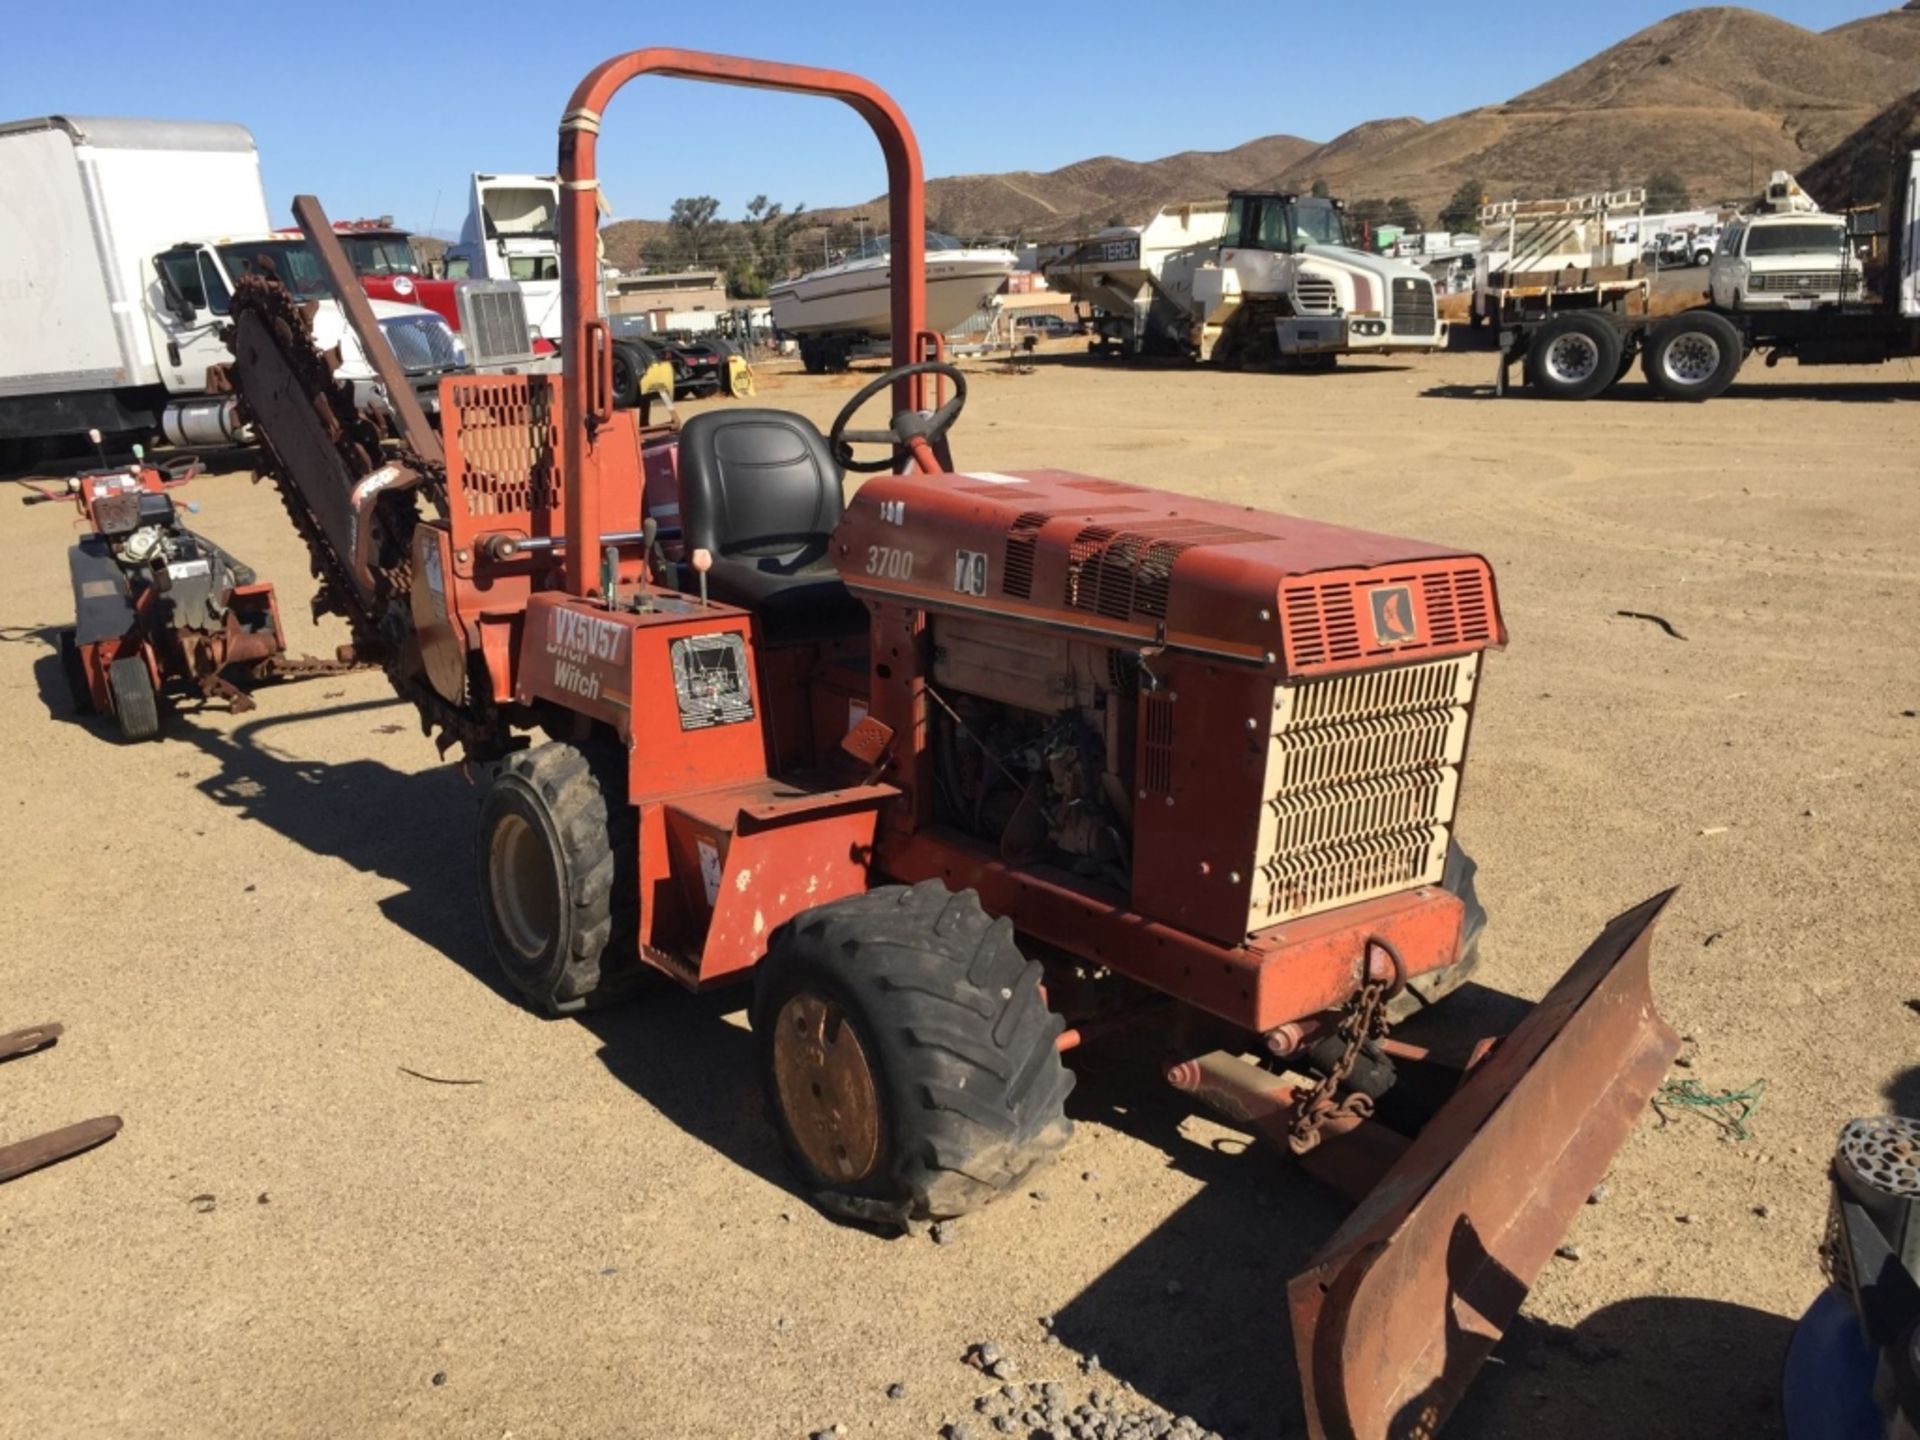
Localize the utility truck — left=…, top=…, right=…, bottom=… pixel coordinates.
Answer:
left=0, top=117, right=466, bottom=461
left=1471, top=187, right=1648, bottom=330
left=1501, top=146, right=1920, bottom=401
left=1044, top=191, right=1447, bottom=367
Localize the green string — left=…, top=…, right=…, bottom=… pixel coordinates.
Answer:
left=1654, top=1078, right=1767, bottom=1141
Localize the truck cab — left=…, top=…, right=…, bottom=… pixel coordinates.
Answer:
left=151, top=235, right=464, bottom=415
left=1708, top=213, right=1865, bottom=311
left=448, top=174, right=565, bottom=342
left=1194, top=191, right=1447, bottom=362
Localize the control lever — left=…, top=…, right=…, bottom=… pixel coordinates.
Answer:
left=692, top=548, right=712, bottom=608
left=639, top=517, right=659, bottom=612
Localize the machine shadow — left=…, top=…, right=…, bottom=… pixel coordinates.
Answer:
left=0, top=623, right=81, bottom=724
left=1883, top=1064, right=1920, bottom=1116
left=171, top=702, right=797, bottom=1191
left=1423, top=378, right=1917, bottom=403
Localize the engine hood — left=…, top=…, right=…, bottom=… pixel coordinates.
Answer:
left=308, top=297, right=445, bottom=379
left=1298, top=244, right=1433, bottom=286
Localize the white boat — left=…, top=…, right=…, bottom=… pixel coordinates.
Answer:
left=770, top=232, right=1016, bottom=338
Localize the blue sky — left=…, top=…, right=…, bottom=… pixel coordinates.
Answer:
left=1, top=1, right=1889, bottom=233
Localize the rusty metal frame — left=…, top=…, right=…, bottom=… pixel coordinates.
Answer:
left=556, top=49, right=930, bottom=596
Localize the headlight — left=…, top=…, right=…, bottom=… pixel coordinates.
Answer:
left=378, top=313, right=460, bottom=372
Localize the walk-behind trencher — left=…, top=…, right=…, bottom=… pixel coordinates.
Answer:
left=21, top=449, right=323, bottom=739
left=221, top=48, right=1679, bottom=1439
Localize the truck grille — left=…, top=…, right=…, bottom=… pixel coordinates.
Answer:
left=379, top=313, right=459, bottom=372
left=1749, top=271, right=1853, bottom=293
left=1250, top=655, right=1476, bottom=928
left=458, top=282, right=534, bottom=364
left=1295, top=275, right=1339, bottom=315
left=1390, top=277, right=1437, bottom=336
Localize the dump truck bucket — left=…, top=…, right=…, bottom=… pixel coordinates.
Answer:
left=1287, top=889, right=1680, bottom=1440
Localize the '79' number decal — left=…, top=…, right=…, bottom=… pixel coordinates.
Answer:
left=865, top=545, right=913, bottom=580
left=953, top=550, right=988, bottom=597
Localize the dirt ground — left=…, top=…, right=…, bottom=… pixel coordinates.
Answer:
left=2, top=346, right=1916, bottom=1440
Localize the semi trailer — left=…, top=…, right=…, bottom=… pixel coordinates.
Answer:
left=1500, top=145, right=1920, bottom=401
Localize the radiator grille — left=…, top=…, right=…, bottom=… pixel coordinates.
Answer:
left=442, top=375, right=560, bottom=519
left=458, top=283, right=533, bottom=364
left=1749, top=271, right=1853, bottom=293
left=1251, top=655, right=1476, bottom=928
left=1295, top=275, right=1339, bottom=315
left=1390, top=277, right=1437, bottom=336
left=380, top=313, right=459, bottom=372
left=1283, top=564, right=1495, bottom=669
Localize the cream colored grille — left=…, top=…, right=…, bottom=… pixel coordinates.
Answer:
left=1252, top=655, right=1477, bottom=929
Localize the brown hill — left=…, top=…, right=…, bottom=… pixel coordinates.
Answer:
left=606, top=4, right=1920, bottom=260
left=1801, top=85, right=1920, bottom=208
left=1261, top=6, right=1917, bottom=215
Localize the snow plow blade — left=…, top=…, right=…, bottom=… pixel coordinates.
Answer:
left=1288, top=890, right=1680, bottom=1440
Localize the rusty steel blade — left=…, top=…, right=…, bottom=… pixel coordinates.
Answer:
left=1287, top=890, right=1680, bottom=1440
left=0, top=1115, right=122, bottom=1185
left=0, top=1022, right=63, bottom=1062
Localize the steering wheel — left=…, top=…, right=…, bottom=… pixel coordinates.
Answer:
left=827, top=360, right=967, bottom=473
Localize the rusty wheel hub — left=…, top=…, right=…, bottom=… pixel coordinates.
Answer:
left=771, top=992, right=882, bottom=1184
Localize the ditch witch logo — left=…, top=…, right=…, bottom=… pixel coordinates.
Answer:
left=1369, top=584, right=1419, bottom=647
left=545, top=608, right=629, bottom=703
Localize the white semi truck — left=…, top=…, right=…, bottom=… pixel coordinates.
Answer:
left=0, top=116, right=464, bottom=463
left=1044, top=191, right=1447, bottom=367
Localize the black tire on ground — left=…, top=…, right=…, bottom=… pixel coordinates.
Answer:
left=58, top=629, right=94, bottom=714
left=609, top=345, right=641, bottom=410
left=1386, top=842, right=1486, bottom=1023
left=1641, top=309, right=1744, bottom=402
left=107, top=654, right=159, bottom=741
left=753, top=880, right=1074, bottom=1226
left=1524, top=312, right=1623, bottom=400
left=476, top=740, right=638, bottom=1015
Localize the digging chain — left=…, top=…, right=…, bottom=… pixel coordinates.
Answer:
left=1286, top=971, right=1392, bottom=1156
left=223, top=276, right=511, bottom=759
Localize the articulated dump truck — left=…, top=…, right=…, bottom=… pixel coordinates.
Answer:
left=217, top=45, right=1678, bottom=1440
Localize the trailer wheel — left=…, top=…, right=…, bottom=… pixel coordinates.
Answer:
left=1524, top=313, right=1621, bottom=400
left=107, top=655, right=159, bottom=741
left=1642, top=310, right=1743, bottom=401
left=476, top=740, right=638, bottom=1015
left=58, top=629, right=95, bottom=715
left=753, top=881, right=1074, bottom=1226
left=609, top=345, right=641, bottom=410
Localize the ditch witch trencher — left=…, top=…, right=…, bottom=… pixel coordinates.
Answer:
left=220, top=47, right=1679, bottom=1439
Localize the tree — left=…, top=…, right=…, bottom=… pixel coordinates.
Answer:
left=1346, top=198, right=1389, bottom=227
left=1439, top=178, right=1483, bottom=233
left=1644, top=168, right=1690, bottom=213
left=1385, top=196, right=1423, bottom=231
left=1310, top=177, right=1331, bottom=199
left=667, top=194, right=721, bottom=266
left=728, top=194, right=809, bottom=298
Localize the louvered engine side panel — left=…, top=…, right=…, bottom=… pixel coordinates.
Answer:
left=1251, top=655, right=1478, bottom=929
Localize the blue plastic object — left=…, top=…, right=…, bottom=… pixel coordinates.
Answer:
left=1783, top=1286, right=1883, bottom=1440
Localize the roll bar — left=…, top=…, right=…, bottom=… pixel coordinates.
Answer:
left=558, top=48, right=931, bottom=597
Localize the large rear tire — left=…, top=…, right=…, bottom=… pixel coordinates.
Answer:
left=107, top=655, right=159, bottom=741
left=609, top=345, right=641, bottom=410
left=1641, top=310, right=1743, bottom=401
left=1524, top=312, right=1621, bottom=400
left=753, top=881, right=1074, bottom=1226
left=476, top=741, right=638, bottom=1014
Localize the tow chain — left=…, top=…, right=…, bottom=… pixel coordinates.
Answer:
left=222, top=275, right=511, bottom=759
left=1286, top=967, right=1393, bottom=1156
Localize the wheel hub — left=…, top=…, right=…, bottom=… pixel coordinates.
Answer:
left=1663, top=332, right=1721, bottom=385
left=1545, top=331, right=1600, bottom=383
left=772, top=992, right=882, bottom=1183
left=488, top=813, right=560, bottom=961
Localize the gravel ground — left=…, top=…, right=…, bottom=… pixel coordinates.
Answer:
left=1, top=346, right=1916, bottom=1439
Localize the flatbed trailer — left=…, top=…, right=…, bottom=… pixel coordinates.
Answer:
left=1497, top=144, right=1920, bottom=401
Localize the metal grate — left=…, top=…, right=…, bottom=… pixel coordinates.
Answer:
left=443, top=375, right=561, bottom=519
left=1295, top=275, right=1339, bottom=315
left=379, top=313, right=459, bottom=372
left=1749, top=272, right=1850, bottom=293
left=1251, top=655, right=1476, bottom=928
left=1391, top=277, right=1437, bottom=336
left=1141, top=692, right=1175, bottom=793
left=1066, top=519, right=1267, bottom=621
left=1000, top=511, right=1050, bottom=600
left=456, top=282, right=534, bottom=365
left=1283, top=565, right=1495, bottom=669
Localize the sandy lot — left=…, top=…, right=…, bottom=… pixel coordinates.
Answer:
left=2, top=347, right=1916, bottom=1440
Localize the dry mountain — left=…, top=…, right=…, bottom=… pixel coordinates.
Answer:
left=606, top=4, right=1920, bottom=259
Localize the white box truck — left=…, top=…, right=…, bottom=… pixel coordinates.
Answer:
left=0, top=116, right=465, bottom=462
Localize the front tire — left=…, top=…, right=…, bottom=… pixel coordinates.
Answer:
left=476, top=741, right=637, bottom=1014
left=1641, top=310, right=1743, bottom=401
left=754, top=881, right=1074, bottom=1226
left=1525, top=312, right=1621, bottom=399
left=107, top=654, right=158, bottom=740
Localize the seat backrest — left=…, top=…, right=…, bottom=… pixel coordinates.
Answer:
left=679, top=409, right=843, bottom=562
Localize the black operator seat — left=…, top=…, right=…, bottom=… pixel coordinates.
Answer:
left=675, top=409, right=870, bottom=646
